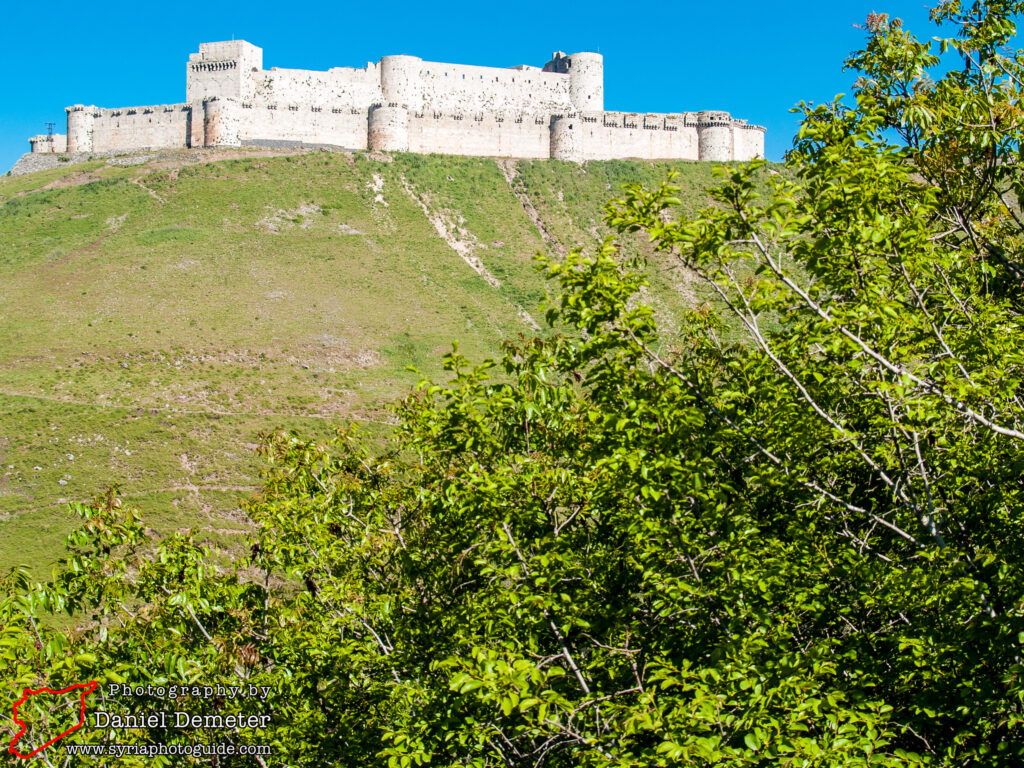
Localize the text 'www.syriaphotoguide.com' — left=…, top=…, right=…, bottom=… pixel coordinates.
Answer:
left=63, top=743, right=272, bottom=757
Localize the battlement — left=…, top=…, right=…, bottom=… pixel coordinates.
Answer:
left=28, top=133, right=66, bottom=153
left=29, top=41, right=765, bottom=163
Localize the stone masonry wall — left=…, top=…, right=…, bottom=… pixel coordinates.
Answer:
left=233, top=54, right=577, bottom=115
left=249, top=65, right=382, bottom=109
left=408, top=112, right=549, bottom=158
left=733, top=124, right=766, bottom=163
left=89, top=104, right=191, bottom=153
left=416, top=63, right=572, bottom=113
left=28, top=134, right=67, bottom=153
left=234, top=102, right=368, bottom=149
left=187, top=41, right=263, bottom=102
left=555, top=112, right=700, bottom=162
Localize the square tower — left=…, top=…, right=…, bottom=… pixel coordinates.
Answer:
left=186, top=41, right=263, bottom=102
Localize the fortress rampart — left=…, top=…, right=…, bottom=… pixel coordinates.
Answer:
left=25, top=41, right=765, bottom=163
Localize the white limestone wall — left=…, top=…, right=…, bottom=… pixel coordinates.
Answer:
left=733, top=124, right=765, bottom=160
left=409, top=112, right=549, bottom=158
left=231, top=102, right=368, bottom=149
left=549, top=116, right=581, bottom=162
left=88, top=105, right=191, bottom=153
left=250, top=65, right=382, bottom=108
left=188, top=102, right=204, bottom=148
left=238, top=57, right=573, bottom=115
left=567, top=53, right=603, bottom=111
left=368, top=106, right=410, bottom=151
left=203, top=99, right=242, bottom=147
left=380, top=56, right=424, bottom=109
left=29, top=134, right=67, bottom=153
left=187, top=41, right=263, bottom=102
left=66, top=105, right=96, bottom=152
left=556, top=113, right=699, bottom=161
left=696, top=111, right=734, bottom=162
left=416, top=63, right=571, bottom=113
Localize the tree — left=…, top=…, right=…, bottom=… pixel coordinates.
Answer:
left=3, top=2, right=1024, bottom=766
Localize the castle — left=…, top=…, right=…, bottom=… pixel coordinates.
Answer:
left=26, top=41, right=765, bottom=163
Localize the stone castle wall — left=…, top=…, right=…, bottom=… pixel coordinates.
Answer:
left=551, top=112, right=700, bottom=162
left=28, top=134, right=67, bottom=153
left=28, top=41, right=766, bottom=163
left=64, top=104, right=191, bottom=154
left=251, top=65, right=382, bottom=108
left=93, top=105, right=191, bottom=153
left=408, top=112, right=551, bottom=158
left=238, top=102, right=368, bottom=149
left=404, top=61, right=574, bottom=113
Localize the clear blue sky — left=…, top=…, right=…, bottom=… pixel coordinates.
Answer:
left=1, top=1, right=943, bottom=172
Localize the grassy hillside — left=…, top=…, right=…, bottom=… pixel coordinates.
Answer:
left=0, top=148, right=741, bottom=571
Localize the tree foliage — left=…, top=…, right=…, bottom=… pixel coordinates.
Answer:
left=3, top=3, right=1024, bottom=765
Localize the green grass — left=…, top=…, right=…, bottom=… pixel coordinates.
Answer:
left=0, top=161, right=108, bottom=203
left=0, top=147, right=770, bottom=573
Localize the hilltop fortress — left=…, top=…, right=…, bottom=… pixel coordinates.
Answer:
left=26, top=41, right=764, bottom=163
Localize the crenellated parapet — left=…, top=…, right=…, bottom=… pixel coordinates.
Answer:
left=696, top=110, right=734, bottom=162
left=547, top=110, right=763, bottom=162
left=66, top=105, right=97, bottom=153
left=187, top=41, right=263, bottom=102
left=29, top=133, right=67, bottom=154
left=27, top=42, right=765, bottom=164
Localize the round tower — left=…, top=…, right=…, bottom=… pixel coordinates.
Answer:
left=379, top=55, right=424, bottom=110
left=567, top=52, right=603, bottom=112
left=203, top=99, right=240, bottom=147
left=550, top=116, right=582, bottom=162
left=697, top=110, right=734, bottom=162
left=735, top=124, right=766, bottom=161
left=66, top=105, right=97, bottom=153
left=368, top=105, right=410, bottom=152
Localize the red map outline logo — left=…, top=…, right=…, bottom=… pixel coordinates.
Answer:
left=9, top=681, right=98, bottom=758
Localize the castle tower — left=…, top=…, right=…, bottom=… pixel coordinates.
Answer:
left=66, top=105, right=96, bottom=153
left=202, top=99, right=241, bottom=147
left=187, top=41, right=263, bottom=103
left=379, top=55, right=423, bottom=109
left=544, top=51, right=604, bottom=112
left=567, top=52, right=603, bottom=112
left=732, top=124, right=766, bottom=161
left=549, top=116, right=582, bottom=162
left=367, top=105, right=410, bottom=152
left=697, top=110, right=734, bottom=162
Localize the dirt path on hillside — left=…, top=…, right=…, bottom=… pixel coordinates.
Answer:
left=131, top=175, right=165, bottom=203
left=497, top=159, right=566, bottom=257
left=38, top=168, right=107, bottom=191
left=400, top=177, right=502, bottom=287
left=401, top=173, right=542, bottom=330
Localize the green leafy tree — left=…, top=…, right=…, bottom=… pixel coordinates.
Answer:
left=3, top=2, right=1024, bottom=766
